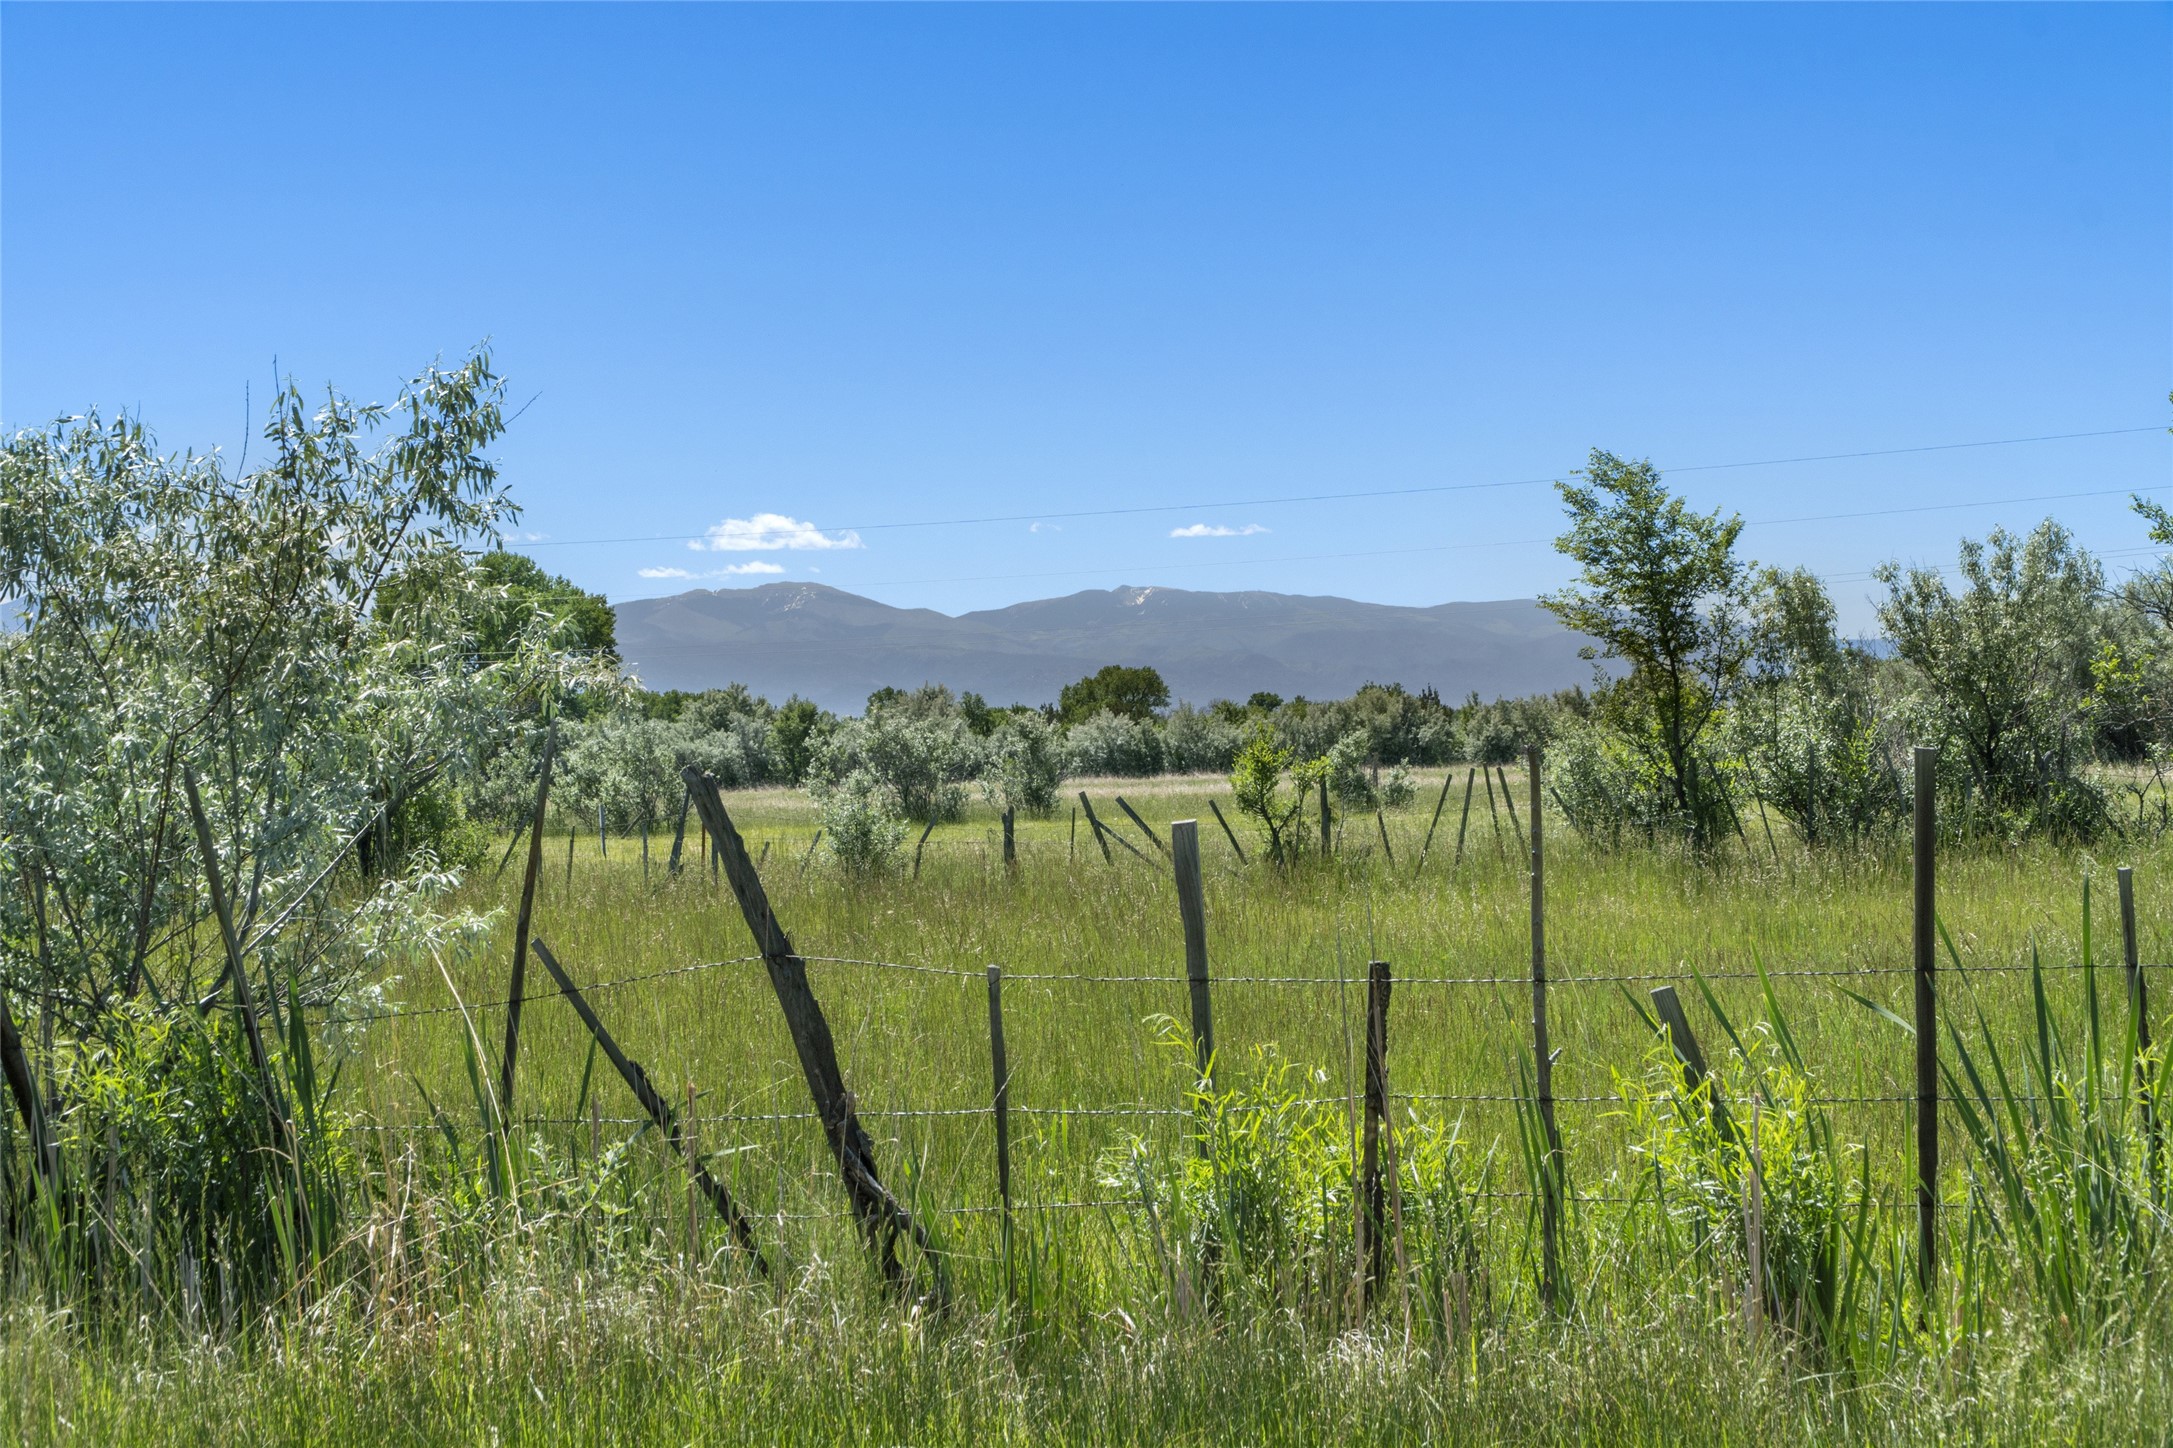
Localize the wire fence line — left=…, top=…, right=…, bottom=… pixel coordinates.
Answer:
left=351, top=946, right=2146, bottom=1022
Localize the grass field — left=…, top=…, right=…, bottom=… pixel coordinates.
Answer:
left=6, top=767, right=2171, bottom=1444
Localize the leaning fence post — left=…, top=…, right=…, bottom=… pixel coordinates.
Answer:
left=184, top=770, right=312, bottom=1255
left=528, top=937, right=769, bottom=1275
left=1451, top=768, right=1477, bottom=870
left=1526, top=745, right=1563, bottom=1312
left=1115, top=796, right=1167, bottom=854
left=2118, top=865, right=2162, bottom=1198
left=1077, top=792, right=1113, bottom=865
left=1172, top=821, right=1214, bottom=1087
left=1359, top=958, right=1392, bottom=1303
left=913, top=817, right=938, bottom=879
left=0, top=988, right=56, bottom=1199
left=1912, top=745, right=1938, bottom=1309
left=667, top=784, right=691, bottom=874
left=987, top=962, right=1014, bottom=1299
left=682, top=766, right=947, bottom=1303
left=501, top=718, right=558, bottom=1127
left=1207, top=799, right=1249, bottom=864
left=1497, top=765, right=1527, bottom=855
left=1416, top=770, right=1455, bottom=871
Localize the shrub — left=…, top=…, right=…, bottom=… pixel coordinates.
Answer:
left=1162, top=704, right=1243, bottom=774
left=1063, top=709, right=1166, bottom=778
left=1229, top=728, right=1328, bottom=865
left=810, top=709, right=980, bottom=823
left=981, top=711, right=1064, bottom=816
left=812, top=767, right=908, bottom=874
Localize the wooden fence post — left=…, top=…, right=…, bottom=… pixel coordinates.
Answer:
left=667, top=784, right=691, bottom=874
left=1359, top=958, right=1392, bottom=1303
left=1172, top=821, right=1214, bottom=1087
left=1526, top=745, right=1563, bottom=1312
left=913, top=817, right=938, bottom=879
left=681, top=766, right=946, bottom=1302
left=599, top=803, right=607, bottom=858
left=2118, top=866, right=2162, bottom=1196
left=987, top=962, right=1014, bottom=1298
left=1912, top=745, right=1938, bottom=1307
left=528, top=937, right=769, bottom=1275
left=0, top=988, right=56, bottom=1199
left=1416, top=770, right=1455, bottom=871
left=565, top=827, right=576, bottom=888
left=1650, top=985, right=1736, bottom=1145
left=1374, top=808, right=1395, bottom=866
left=1451, top=768, right=1477, bottom=870
left=1002, top=808, right=1016, bottom=870
left=1497, top=765, right=1527, bottom=855
left=1114, top=796, right=1167, bottom=854
left=1483, top=767, right=1505, bottom=859
left=1077, top=792, right=1113, bottom=865
left=1079, top=793, right=1147, bottom=865
left=1207, top=799, right=1249, bottom=864
left=184, top=771, right=312, bottom=1254
left=500, top=718, right=556, bottom=1127
left=1318, top=775, right=1332, bottom=857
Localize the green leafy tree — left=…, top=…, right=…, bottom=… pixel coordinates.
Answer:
left=1540, top=450, right=1753, bottom=849
left=1228, top=729, right=1328, bottom=866
left=767, top=696, right=829, bottom=785
left=1059, top=664, right=1170, bottom=724
left=1875, top=520, right=2108, bottom=836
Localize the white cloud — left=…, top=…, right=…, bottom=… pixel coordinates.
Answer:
left=639, top=561, right=786, bottom=581
left=690, top=513, right=862, bottom=552
left=1169, top=522, right=1270, bottom=538
left=1029, top=521, right=1062, bottom=534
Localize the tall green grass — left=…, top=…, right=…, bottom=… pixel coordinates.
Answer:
left=4, top=773, right=2171, bottom=1442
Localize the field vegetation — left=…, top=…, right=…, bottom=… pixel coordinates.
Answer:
left=2, top=360, right=2171, bottom=1443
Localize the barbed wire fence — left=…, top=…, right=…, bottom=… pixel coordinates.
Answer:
left=349, top=752, right=2164, bottom=1296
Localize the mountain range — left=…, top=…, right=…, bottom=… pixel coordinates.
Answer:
left=613, top=583, right=1597, bottom=714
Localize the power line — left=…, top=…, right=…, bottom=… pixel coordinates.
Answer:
left=515, top=424, right=2166, bottom=550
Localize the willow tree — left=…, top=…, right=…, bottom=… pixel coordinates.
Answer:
left=0, top=349, right=602, bottom=1036
left=1540, top=449, right=1753, bottom=850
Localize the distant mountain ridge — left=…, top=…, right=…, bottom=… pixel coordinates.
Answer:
left=613, top=583, right=1597, bottom=713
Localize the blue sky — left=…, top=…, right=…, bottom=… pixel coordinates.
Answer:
left=5, top=3, right=2167, bottom=632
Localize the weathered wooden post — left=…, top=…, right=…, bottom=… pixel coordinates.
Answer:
left=1374, top=808, right=1395, bottom=866
left=1318, top=775, right=1332, bottom=857
left=1207, top=799, right=1248, bottom=864
left=1497, top=765, right=1527, bottom=855
left=667, top=784, right=691, bottom=874
left=1001, top=808, right=1016, bottom=870
left=1077, top=791, right=1113, bottom=865
left=598, top=803, right=607, bottom=858
left=529, top=937, right=768, bottom=1275
left=1172, top=821, right=1214, bottom=1087
left=2118, top=866, right=2162, bottom=1197
left=565, top=826, right=576, bottom=887
left=1416, top=770, right=1455, bottom=871
left=500, top=718, right=556, bottom=1125
left=1912, top=745, right=1938, bottom=1306
left=1451, top=768, right=1477, bottom=870
left=1115, top=796, right=1167, bottom=854
left=1526, top=745, right=1563, bottom=1312
left=986, top=962, right=1014, bottom=1298
left=912, top=817, right=937, bottom=879
left=1359, top=958, right=1392, bottom=1302
left=184, top=771, right=311, bottom=1253
left=681, top=766, right=945, bottom=1301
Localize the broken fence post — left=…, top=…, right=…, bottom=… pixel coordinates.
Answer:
left=682, top=766, right=947, bottom=1303
left=528, top=936, right=769, bottom=1275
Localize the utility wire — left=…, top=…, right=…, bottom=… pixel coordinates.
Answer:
left=514, top=424, right=2167, bottom=550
